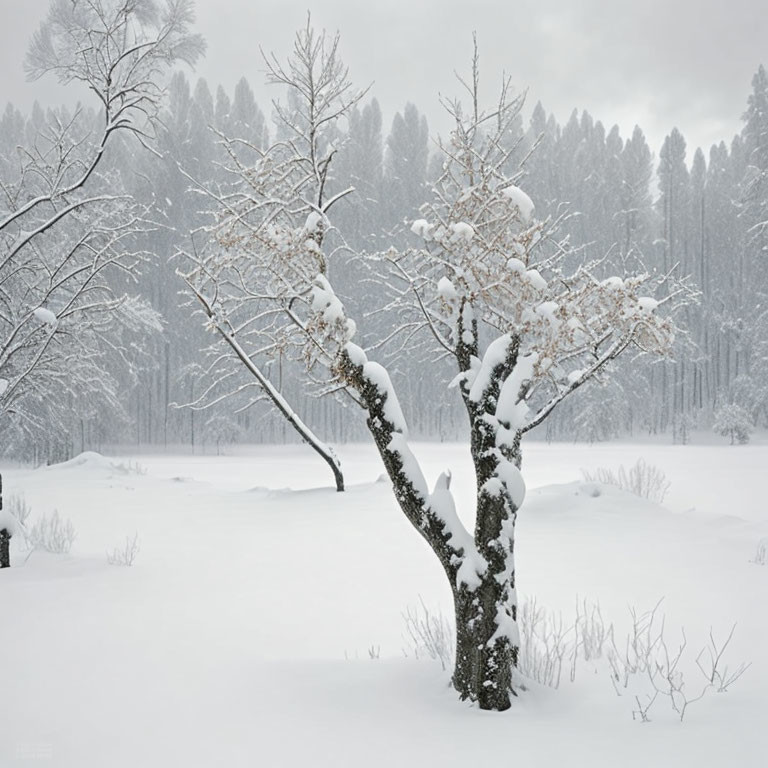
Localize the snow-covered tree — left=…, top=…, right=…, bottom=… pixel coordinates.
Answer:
left=203, top=413, right=243, bottom=454
left=741, top=65, right=768, bottom=262
left=338, top=58, right=686, bottom=710
left=194, top=29, right=687, bottom=710
left=0, top=0, right=203, bottom=455
left=383, top=103, right=429, bottom=240
left=179, top=19, right=368, bottom=492
left=713, top=403, right=753, bottom=445
left=333, top=98, right=384, bottom=251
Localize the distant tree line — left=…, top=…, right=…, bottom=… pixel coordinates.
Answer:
left=2, top=63, right=767, bottom=459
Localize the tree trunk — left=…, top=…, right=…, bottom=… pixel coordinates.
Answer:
left=0, top=530, right=9, bottom=569
left=0, top=474, right=8, bottom=569
left=453, top=580, right=517, bottom=710
left=212, top=321, right=345, bottom=492
left=341, top=344, right=519, bottom=710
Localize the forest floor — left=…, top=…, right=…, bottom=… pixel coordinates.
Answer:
left=1, top=439, right=766, bottom=767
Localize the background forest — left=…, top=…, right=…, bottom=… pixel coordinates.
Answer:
left=3, top=63, right=767, bottom=460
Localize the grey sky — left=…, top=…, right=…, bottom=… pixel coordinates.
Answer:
left=1, top=0, right=766, bottom=159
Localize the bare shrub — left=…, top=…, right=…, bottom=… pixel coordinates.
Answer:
left=402, top=597, right=455, bottom=671
left=750, top=539, right=767, bottom=565
left=107, top=533, right=140, bottom=566
left=111, top=460, right=147, bottom=476
left=402, top=594, right=749, bottom=721
left=28, top=511, right=76, bottom=554
left=7, top=494, right=31, bottom=527
left=367, top=645, right=381, bottom=660
left=713, top=404, right=753, bottom=445
left=606, top=601, right=750, bottom=722
left=582, top=458, right=670, bottom=504
left=403, top=595, right=612, bottom=687
left=518, top=597, right=574, bottom=688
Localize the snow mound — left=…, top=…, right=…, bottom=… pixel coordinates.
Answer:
left=44, top=452, right=143, bottom=476
left=49, top=451, right=115, bottom=470
left=526, top=481, right=670, bottom=517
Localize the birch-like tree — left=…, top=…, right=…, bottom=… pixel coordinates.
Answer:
left=182, top=27, right=688, bottom=708
left=0, top=0, right=203, bottom=455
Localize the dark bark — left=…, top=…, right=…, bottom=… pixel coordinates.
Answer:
left=453, top=583, right=517, bottom=710
left=341, top=346, right=520, bottom=710
left=454, top=329, right=522, bottom=709
left=0, top=474, right=9, bottom=569
left=0, top=530, right=9, bottom=569
left=203, top=310, right=345, bottom=492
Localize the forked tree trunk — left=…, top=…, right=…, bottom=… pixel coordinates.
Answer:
left=341, top=346, right=520, bottom=711
left=452, top=321, right=522, bottom=710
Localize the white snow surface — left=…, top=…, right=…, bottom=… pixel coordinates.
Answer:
left=344, top=341, right=368, bottom=368
left=502, top=185, right=535, bottom=222
left=449, top=222, right=475, bottom=242
left=311, top=274, right=346, bottom=325
left=638, top=296, right=660, bottom=313
left=304, top=211, right=323, bottom=233
left=385, top=433, right=428, bottom=499
left=494, top=458, right=526, bottom=508
left=437, top=276, right=458, bottom=301
left=496, top=352, right=538, bottom=434
left=525, top=268, right=548, bottom=291
left=410, top=218, right=433, bottom=239
left=363, top=361, right=408, bottom=436
left=0, top=507, right=19, bottom=535
left=32, top=307, right=58, bottom=327
left=601, top=276, right=625, bottom=290
left=1, top=439, right=767, bottom=767
left=0, top=378, right=8, bottom=396
left=311, top=275, right=356, bottom=340
left=428, top=471, right=487, bottom=589
left=468, top=334, right=512, bottom=402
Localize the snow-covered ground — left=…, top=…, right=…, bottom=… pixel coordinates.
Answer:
left=1, top=441, right=766, bottom=767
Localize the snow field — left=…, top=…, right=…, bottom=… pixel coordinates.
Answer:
left=1, top=441, right=766, bottom=767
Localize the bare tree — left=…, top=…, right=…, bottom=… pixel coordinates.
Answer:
left=184, top=26, right=688, bottom=710
left=180, top=18, right=367, bottom=492
left=0, top=0, right=204, bottom=453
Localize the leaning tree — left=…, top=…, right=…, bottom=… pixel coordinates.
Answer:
left=0, top=0, right=203, bottom=563
left=179, top=19, right=368, bottom=492
left=184, top=26, right=688, bottom=710
left=0, top=0, right=203, bottom=454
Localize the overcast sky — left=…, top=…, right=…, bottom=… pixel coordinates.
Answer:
left=1, top=0, right=766, bottom=160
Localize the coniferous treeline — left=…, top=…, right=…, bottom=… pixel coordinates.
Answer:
left=2, top=65, right=767, bottom=457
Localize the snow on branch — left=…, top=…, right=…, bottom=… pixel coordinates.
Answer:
left=367, top=66, right=693, bottom=452
left=0, top=0, right=203, bottom=448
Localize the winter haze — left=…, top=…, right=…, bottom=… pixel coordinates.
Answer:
left=1, top=0, right=767, bottom=153
left=1, top=1, right=766, bottom=766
